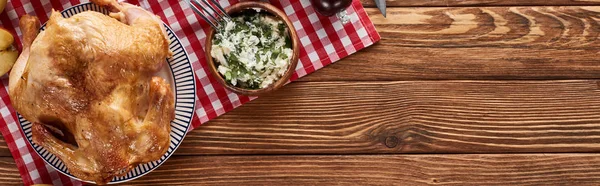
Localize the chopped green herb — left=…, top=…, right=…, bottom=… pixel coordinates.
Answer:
left=211, top=11, right=293, bottom=89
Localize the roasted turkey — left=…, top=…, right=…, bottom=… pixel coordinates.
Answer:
left=8, top=0, right=174, bottom=184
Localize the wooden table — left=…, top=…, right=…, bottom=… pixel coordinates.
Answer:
left=2, top=0, right=600, bottom=185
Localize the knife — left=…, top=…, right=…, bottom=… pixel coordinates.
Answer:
left=374, top=0, right=386, bottom=17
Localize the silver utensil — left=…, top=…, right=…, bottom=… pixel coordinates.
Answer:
left=186, top=0, right=230, bottom=29
left=374, top=0, right=386, bottom=17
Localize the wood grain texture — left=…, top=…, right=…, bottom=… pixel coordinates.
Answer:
left=179, top=80, right=600, bottom=155
left=0, top=136, right=9, bottom=157
left=360, top=0, right=600, bottom=7
left=0, top=157, right=21, bottom=186
left=124, top=154, right=600, bottom=185
left=5, top=154, right=600, bottom=185
left=3, top=154, right=600, bottom=185
left=300, top=7, right=600, bottom=81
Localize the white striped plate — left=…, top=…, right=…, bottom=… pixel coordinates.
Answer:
left=17, top=3, right=195, bottom=184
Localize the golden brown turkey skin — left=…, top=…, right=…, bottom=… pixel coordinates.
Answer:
left=9, top=1, right=174, bottom=184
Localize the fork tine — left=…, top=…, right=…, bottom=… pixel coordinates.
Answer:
left=200, top=0, right=225, bottom=21
left=192, top=0, right=220, bottom=26
left=191, top=0, right=222, bottom=27
left=188, top=0, right=218, bottom=29
left=210, top=0, right=230, bottom=19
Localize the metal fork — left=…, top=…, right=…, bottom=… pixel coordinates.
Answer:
left=187, top=0, right=231, bottom=29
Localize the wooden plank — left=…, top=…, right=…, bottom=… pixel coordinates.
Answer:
left=360, top=0, right=600, bottom=7
left=4, top=154, right=600, bottom=185
left=123, top=154, right=600, bottom=185
left=0, top=157, right=21, bottom=186
left=178, top=80, right=600, bottom=155
left=20, top=80, right=600, bottom=157
left=299, top=7, right=600, bottom=81
left=0, top=135, right=9, bottom=157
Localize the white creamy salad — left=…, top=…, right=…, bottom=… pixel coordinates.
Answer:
left=211, top=11, right=293, bottom=89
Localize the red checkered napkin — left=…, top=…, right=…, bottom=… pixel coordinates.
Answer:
left=0, top=0, right=380, bottom=185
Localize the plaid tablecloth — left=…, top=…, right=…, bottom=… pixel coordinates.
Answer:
left=0, top=0, right=380, bottom=185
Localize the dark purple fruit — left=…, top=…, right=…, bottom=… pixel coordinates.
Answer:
left=310, top=0, right=352, bottom=17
